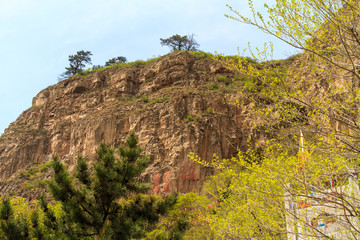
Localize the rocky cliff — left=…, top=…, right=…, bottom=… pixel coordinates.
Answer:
left=0, top=52, right=263, bottom=198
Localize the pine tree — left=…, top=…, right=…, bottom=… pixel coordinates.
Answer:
left=41, top=132, right=177, bottom=239
left=0, top=198, right=29, bottom=240
left=105, top=56, right=127, bottom=66
left=59, top=50, right=93, bottom=80
left=65, top=50, right=92, bottom=76
left=160, top=34, right=200, bottom=52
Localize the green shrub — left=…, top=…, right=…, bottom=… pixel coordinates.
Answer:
left=185, top=114, right=201, bottom=122
left=214, top=55, right=257, bottom=64
left=24, top=182, right=34, bottom=190
left=144, top=192, right=211, bottom=240
left=218, top=83, right=240, bottom=93
left=80, top=57, right=159, bottom=76
left=131, top=60, right=147, bottom=67
left=142, top=95, right=149, bottom=103
left=18, top=161, right=52, bottom=180
left=204, top=107, right=213, bottom=115
left=92, top=65, right=103, bottom=70
left=117, top=58, right=158, bottom=68
left=190, top=51, right=214, bottom=58
left=243, top=80, right=256, bottom=92
left=19, top=170, right=31, bottom=180
left=216, top=75, right=232, bottom=85
left=35, top=180, right=48, bottom=189
left=209, top=82, right=219, bottom=90
left=147, top=96, right=170, bottom=105
left=39, top=161, right=52, bottom=172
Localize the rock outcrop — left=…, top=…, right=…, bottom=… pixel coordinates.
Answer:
left=0, top=52, right=262, bottom=198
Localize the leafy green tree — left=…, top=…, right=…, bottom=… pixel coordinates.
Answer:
left=160, top=34, right=199, bottom=52
left=91, top=65, right=103, bottom=71
left=144, top=193, right=211, bottom=240
left=61, top=50, right=93, bottom=78
left=177, top=2, right=360, bottom=239
left=189, top=141, right=360, bottom=239
left=225, top=0, right=360, bottom=155
left=105, top=56, right=127, bottom=66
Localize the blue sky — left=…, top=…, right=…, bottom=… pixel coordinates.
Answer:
left=0, top=0, right=296, bottom=134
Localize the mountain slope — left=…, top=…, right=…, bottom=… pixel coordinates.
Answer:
left=0, top=52, right=263, bottom=198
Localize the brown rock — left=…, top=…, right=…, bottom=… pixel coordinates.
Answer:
left=0, top=52, right=261, bottom=198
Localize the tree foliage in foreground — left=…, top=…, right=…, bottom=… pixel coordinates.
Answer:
left=0, top=197, right=29, bottom=239
left=0, top=132, right=177, bottom=239
left=145, top=0, right=360, bottom=239
left=191, top=0, right=360, bottom=238
left=225, top=0, right=360, bottom=155
left=160, top=34, right=200, bottom=52
left=144, top=192, right=212, bottom=240
left=187, top=142, right=360, bottom=239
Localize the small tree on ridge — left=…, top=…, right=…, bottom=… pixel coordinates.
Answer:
left=105, top=56, right=127, bottom=66
left=160, top=34, right=200, bottom=52
left=60, top=50, right=92, bottom=79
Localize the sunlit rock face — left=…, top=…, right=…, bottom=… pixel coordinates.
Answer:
left=0, top=52, right=263, bottom=198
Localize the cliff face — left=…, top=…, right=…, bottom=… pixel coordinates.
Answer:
left=0, top=52, right=261, bottom=198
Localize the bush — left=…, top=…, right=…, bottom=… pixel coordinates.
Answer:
left=92, top=65, right=103, bottom=70
left=142, top=95, right=149, bottom=103
left=18, top=161, right=52, bottom=180
left=216, top=75, right=232, bottom=85
left=185, top=114, right=201, bottom=122
left=204, top=107, right=213, bottom=115
left=190, top=51, right=213, bottom=58
left=147, top=97, right=170, bottom=105
left=105, top=56, right=127, bottom=66
left=209, top=83, right=219, bottom=90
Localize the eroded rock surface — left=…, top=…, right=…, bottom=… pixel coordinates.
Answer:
left=0, top=52, right=262, bottom=198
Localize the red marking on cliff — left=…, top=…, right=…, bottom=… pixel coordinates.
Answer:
left=180, top=163, right=196, bottom=180
left=152, top=173, right=161, bottom=184
left=152, top=185, right=161, bottom=194
left=161, top=182, right=170, bottom=193
left=163, top=171, right=171, bottom=182
left=152, top=171, right=172, bottom=194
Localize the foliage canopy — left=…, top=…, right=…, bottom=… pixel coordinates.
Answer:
left=0, top=132, right=177, bottom=239
left=160, top=34, right=200, bottom=52
left=61, top=50, right=93, bottom=79
left=225, top=0, right=360, bottom=155
left=202, top=0, right=360, bottom=238
left=105, top=56, right=127, bottom=66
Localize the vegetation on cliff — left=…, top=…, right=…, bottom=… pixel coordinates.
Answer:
left=0, top=133, right=177, bottom=239
left=135, top=0, right=360, bottom=239
left=160, top=34, right=200, bottom=52
left=178, top=0, right=360, bottom=239
left=2, top=0, right=360, bottom=239
left=60, top=50, right=93, bottom=79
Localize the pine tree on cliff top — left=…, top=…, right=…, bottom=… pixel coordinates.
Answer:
left=39, top=132, right=177, bottom=239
